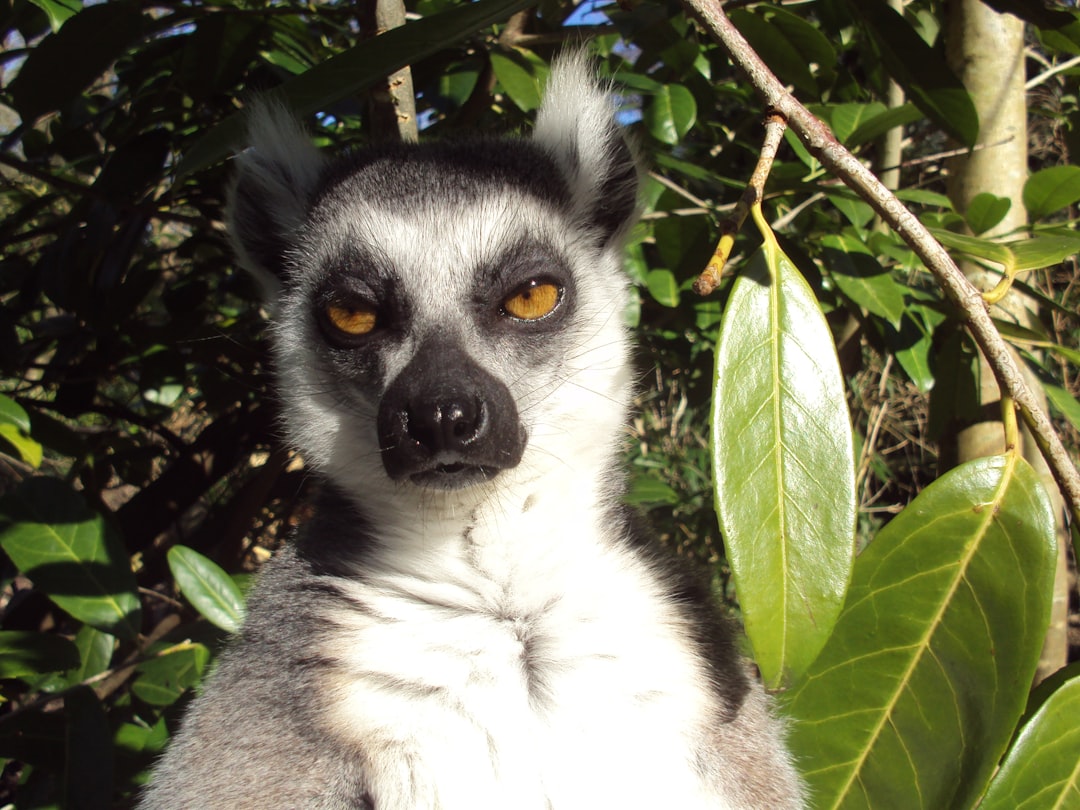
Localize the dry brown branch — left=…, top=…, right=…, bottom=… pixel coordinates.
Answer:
left=693, top=112, right=786, bottom=294
left=683, top=0, right=1080, bottom=524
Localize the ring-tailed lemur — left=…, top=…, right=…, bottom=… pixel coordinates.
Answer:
left=140, top=51, right=804, bottom=809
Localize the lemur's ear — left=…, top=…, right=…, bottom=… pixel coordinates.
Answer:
left=227, top=101, right=325, bottom=302
left=532, top=50, right=639, bottom=243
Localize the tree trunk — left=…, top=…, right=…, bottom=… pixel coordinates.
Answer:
left=944, top=0, right=1069, bottom=682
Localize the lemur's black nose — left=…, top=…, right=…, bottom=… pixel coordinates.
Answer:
left=407, top=397, right=484, bottom=453
left=377, top=340, right=525, bottom=489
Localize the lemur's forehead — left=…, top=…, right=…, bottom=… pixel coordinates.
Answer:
left=303, top=189, right=571, bottom=297
left=300, top=142, right=578, bottom=296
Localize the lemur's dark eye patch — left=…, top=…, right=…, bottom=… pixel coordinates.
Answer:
left=502, top=279, right=563, bottom=321
left=325, top=300, right=378, bottom=336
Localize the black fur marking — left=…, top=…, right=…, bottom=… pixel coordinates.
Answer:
left=606, top=501, right=751, bottom=720
left=591, top=132, right=640, bottom=242
left=472, top=236, right=576, bottom=336
left=315, top=137, right=571, bottom=213
left=229, top=171, right=296, bottom=280
left=377, top=338, right=524, bottom=485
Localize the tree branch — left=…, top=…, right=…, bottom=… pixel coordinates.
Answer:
left=694, top=112, right=785, bottom=294
left=684, top=0, right=1080, bottom=524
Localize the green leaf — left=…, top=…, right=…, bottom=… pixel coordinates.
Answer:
left=624, top=474, right=680, bottom=507
left=928, top=227, right=1014, bottom=268
left=979, top=664, right=1080, bottom=809
left=490, top=47, right=549, bottom=113
left=964, top=192, right=1012, bottom=235
left=846, top=103, right=923, bottom=148
left=132, top=643, right=210, bottom=707
left=62, top=625, right=114, bottom=687
left=782, top=454, right=1057, bottom=810
left=0, top=478, right=140, bottom=641
left=712, top=235, right=856, bottom=689
left=168, top=545, right=246, bottom=634
left=179, top=0, right=533, bottom=175
left=654, top=213, right=713, bottom=277
left=0, top=394, right=42, bottom=468
left=645, top=269, right=680, bottom=308
left=821, top=233, right=907, bottom=327
left=847, top=0, right=979, bottom=147
left=643, top=84, right=697, bottom=145
left=826, top=192, right=875, bottom=230
left=1023, top=165, right=1080, bottom=220
left=0, top=631, right=80, bottom=679
left=814, top=103, right=886, bottom=144
left=1011, top=233, right=1080, bottom=270
left=878, top=305, right=943, bottom=393
left=728, top=8, right=832, bottom=97
left=1042, top=380, right=1080, bottom=432
left=27, top=0, right=83, bottom=32
left=8, top=3, right=145, bottom=121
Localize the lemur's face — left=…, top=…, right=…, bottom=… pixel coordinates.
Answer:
left=228, top=55, right=639, bottom=507
left=272, top=148, right=629, bottom=501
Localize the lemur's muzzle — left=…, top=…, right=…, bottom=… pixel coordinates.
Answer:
left=377, top=341, right=525, bottom=489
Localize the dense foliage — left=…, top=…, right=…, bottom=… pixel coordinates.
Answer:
left=0, top=0, right=1077, bottom=806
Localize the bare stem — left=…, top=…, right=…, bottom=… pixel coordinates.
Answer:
left=684, top=0, right=1080, bottom=524
left=694, top=112, right=786, bottom=295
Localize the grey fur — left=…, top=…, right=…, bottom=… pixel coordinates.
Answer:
left=141, top=51, right=804, bottom=809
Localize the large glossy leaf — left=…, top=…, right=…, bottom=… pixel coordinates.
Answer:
left=782, top=454, right=1057, bottom=810
left=0, top=478, right=140, bottom=641
left=178, top=0, right=532, bottom=174
left=847, top=0, right=979, bottom=147
left=979, top=665, right=1080, bottom=809
left=168, top=545, right=246, bottom=633
left=712, top=215, right=856, bottom=689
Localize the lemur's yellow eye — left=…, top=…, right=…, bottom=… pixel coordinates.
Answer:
left=503, top=280, right=561, bottom=321
left=326, top=302, right=377, bottom=336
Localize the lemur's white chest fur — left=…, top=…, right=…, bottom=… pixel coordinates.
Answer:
left=320, top=480, right=723, bottom=810
left=139, top=50, right=804, bottom=810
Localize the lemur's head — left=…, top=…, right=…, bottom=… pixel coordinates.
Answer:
left=228, top=52, right=639, bottom=511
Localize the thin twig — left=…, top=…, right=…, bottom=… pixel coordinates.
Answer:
left=693, top=112, right=786, bottom=294
left=1026, top=54, right=1080, bottom=90
left=684, top=0, right=1080, bottom=524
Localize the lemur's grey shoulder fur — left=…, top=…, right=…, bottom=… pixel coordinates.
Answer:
left=140, top=50, right=804, bottom=810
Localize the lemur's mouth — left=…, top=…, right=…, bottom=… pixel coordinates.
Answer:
left=409, top=463, right=500, bottom=490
